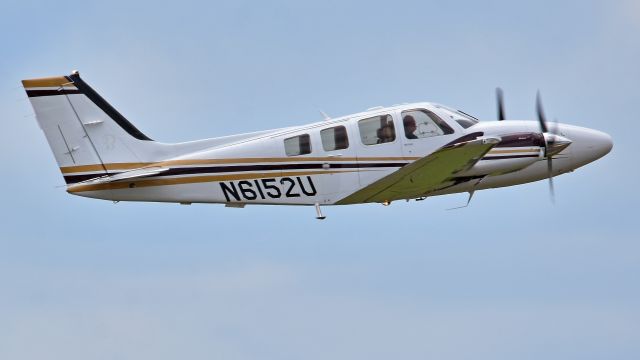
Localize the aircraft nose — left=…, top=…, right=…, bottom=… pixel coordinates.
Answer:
left=557, top=125, right=613, bottom=171
left=589, top=129, right=613, bottom=160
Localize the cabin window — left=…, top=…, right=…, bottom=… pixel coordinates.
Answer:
left=402, top=109, right=454, bottom=139
left=320, top=125, right=349, bottom=151
left=284, top=134, right=311, bottom=156
left=358, top=114, right=395, bottom=145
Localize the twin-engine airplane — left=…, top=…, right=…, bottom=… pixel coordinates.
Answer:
left=23, top=72, right=612, bottom=219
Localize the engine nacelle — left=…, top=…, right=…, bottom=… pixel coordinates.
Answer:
left=458, top=132, right=544, bottom=176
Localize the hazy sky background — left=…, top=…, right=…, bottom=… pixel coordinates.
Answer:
left=1, top=1, right=638, bottom=359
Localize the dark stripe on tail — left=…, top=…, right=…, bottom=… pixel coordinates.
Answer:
left=66, top=73, right=153, bottom=141
left=26, top=89, right=82, bottom=97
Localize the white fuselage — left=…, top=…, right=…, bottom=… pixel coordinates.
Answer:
left=65, top=102, right=612, bottom=206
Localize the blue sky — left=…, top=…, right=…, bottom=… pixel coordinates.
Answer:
left=1, top=1, right=638, bottom=359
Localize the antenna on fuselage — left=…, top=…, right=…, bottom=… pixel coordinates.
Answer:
left=320, top=110, right=331, bottom=121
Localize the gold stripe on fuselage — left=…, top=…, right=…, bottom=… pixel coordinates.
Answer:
left=487, top=147, right=541, bottom=154
left=60, top=150, right=539, bottom=175
left=60, top=156, right=419, bottom=174
left=60, top=163, right=149, bottom=174
left=66, top=170, right=356, bottom=193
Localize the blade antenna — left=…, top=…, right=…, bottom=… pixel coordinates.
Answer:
left=496, top=87, right=506, bottom=121
left=320, top=110, right=331, bottom=121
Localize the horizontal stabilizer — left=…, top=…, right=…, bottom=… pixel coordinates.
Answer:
left=72, top=166, right=169, bottom=186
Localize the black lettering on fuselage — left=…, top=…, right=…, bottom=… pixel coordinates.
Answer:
left=220, top=182, right=241, bottom=202
left=238, top=180, right=257, bottom=200
left=297, top=176, right=317, bottom=196
left=218, top=176, right=317, bottom=202
left=261, top=178, right=281, bottom=198
left=280, top=177, right=300, bottom=197
left=253, top=180, right=266, bottom=199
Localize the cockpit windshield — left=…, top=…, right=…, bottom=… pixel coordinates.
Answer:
left=434, top=104, right=479, bottom=129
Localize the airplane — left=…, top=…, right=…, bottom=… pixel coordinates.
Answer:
left=22, top=71, right=613, bottom=219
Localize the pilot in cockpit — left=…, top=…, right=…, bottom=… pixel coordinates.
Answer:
left=403, top=115, right=418, bottom=139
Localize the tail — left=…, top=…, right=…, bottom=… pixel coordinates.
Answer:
left=23, top=71, right=164, bottom=184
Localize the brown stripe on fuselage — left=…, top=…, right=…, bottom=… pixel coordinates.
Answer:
left=62, top=161, right=409, bottom=184
left=60, top=156, right=420, bottom=174
left=487, top=147, right=541, bottom=154
left=66, top=170, right=356, bottom=193
left=155, top=156, right=417, bottom=167
left=60, top=148, right=539, bottom=182
left=60, top=163, right=149, bottom=174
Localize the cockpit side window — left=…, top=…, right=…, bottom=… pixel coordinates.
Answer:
left=321, top=125, right=349, bottom=151
left=284, top=134, right=311, bottom=156
left=401, top=109, right=454, bottom=139
left=436, top=105, right=480, bottom=128
left=455, top=118, right=477, bottom=129
left=358, top=114, right=396, bottom=145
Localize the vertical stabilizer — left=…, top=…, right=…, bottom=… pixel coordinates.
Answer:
left=22, top=72, right=154, bottom=184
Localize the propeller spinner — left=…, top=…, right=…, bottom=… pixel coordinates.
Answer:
left=535, top=92, right=572, bottom=203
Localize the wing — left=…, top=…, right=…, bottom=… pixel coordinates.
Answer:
left=336, top=136, right=501, bottom=204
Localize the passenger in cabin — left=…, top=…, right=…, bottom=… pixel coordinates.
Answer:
left=403, top=115, right=418, bottom=139
left=377, top=123, right=395, bottom=144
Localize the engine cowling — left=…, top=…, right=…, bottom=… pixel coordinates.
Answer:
left=458, top=132, right=544, bottom=176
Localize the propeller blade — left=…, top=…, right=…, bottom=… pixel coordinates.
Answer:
left=536, top=91, right=558, bottom=203
left=536, top=91, right=549, bottom=133
left=496, top=87, right=506, bottom=121
left=547, top=157, right=555, bottom=204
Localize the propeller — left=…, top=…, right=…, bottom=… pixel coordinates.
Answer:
left=536, top=91, right=549, bottom=133
left=496, top=87, right=506, bottom=121
left=535, top=91, right=572, bottom=203
left=492, top=87, right=571, bottom=202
